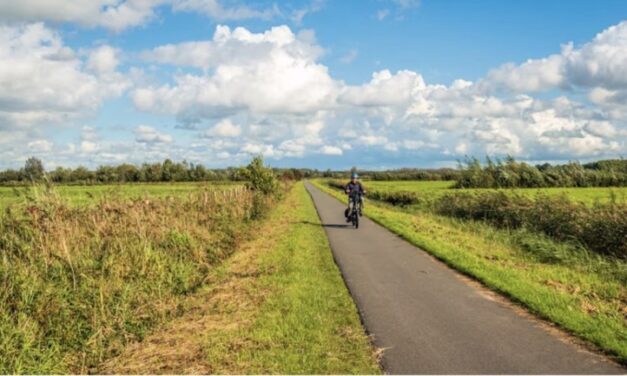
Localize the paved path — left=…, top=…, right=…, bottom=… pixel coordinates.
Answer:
left=305, top=182, right=624, bottom=374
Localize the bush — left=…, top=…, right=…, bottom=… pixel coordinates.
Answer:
left=434, top=191, right=627, bottom=259
left=367, top=190, right=421, bottom=207
left=240, top=156, right=279, bottom=197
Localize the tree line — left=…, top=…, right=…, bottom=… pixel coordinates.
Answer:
left=0, top=157, right=324, bottom=185
left=455, top=157, right=627, bottom=188
left=2, top=156, right=626, bottom=187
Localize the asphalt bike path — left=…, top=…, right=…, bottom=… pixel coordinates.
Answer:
left=304, top=182, right=624, bottom=374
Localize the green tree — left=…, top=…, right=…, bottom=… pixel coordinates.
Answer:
left=24, top=157, right=45, bottom=182
left=240, top=156, right=279, bottom=196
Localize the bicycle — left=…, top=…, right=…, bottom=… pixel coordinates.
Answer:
left=347, top=192, right=363, bottom=229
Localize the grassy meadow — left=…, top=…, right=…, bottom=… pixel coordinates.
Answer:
left=0, top=175, right=378, bottom=373
left=0, top=182, right=241, bottom=209
left=0, top=182, right=260, bottom=373
left=363, top=180, right=627, bottom=206
left=314, top=179, right=627, bottom=364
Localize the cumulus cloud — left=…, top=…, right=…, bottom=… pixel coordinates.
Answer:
left=172, top=0, right=279, bottom=21
left=0, top=0, right=316, bottom=31
left=135, top=25, right=338, bottom=118
left=135, top=125, right=173, bottom=144
left=0, top=22, right=129, bottom=163
left=3, top=19, right=627, bottom=168
left=203, top=118, right=241, bottom=138
left=319, top=145, right=343, bottom=155
left=0, top=0, right=165, bottom=32
left=128, top=22, right=627, bottom=164
left=486, top=21, right=627, bottom=92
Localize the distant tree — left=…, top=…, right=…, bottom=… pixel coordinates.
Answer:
left=24, top=157, right=45, bottom=182
left=240, top=156, right=279, bottom=195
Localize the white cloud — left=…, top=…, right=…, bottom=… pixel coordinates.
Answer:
left=0, top=23, right=129, bottom=155
left=135, top=25, right=338, bottom=118
left=3, top=20, right=627, bottom=168
left=486, top=21, right=627, bottom=93
left=340, top=69, right=426, bottom=107
left=319, top=145, right=343, bottom=155
left=171, top=0, right=279, bottom=21
left=87, top=45, right=120, bottom=74
left=28, top=140, right=53, bottom=152
left=135, top=125, right=173, bottom=144
left=204, top=118, right=241, bottom=138
left=0, top=0, right=318, bottom=31
left=0, top=0, right=165, bottom=32
left=130, top=19, right=627, bottom=162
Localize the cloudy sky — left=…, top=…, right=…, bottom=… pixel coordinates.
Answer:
left=1, top=0, right=626, bottom=169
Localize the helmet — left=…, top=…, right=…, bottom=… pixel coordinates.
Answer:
left=351, top=172, right=359, bottom=179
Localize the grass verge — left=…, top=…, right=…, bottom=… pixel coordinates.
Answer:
left=312, top=180, right=627, bottom=365
left=101, top=182, right=380, bottom=374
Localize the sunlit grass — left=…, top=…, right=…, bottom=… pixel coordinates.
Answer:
left=356, top=180, right=627, bottom=205
left=0, top=182, right=241, bottom=208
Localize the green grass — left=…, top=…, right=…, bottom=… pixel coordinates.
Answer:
left=0, top=182, right=240, bottom=208
left=100, top=182, right=380, bottom=374
left=202, top=182, right=380, bottom=373
left=360, top=180, right=627, bottom=206
left=313, top=180, right=627, bottom=365
left=0, top=183, right=256, bottom=373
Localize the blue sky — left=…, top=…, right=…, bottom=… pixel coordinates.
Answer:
left=0, top=0, right=626, bottom=169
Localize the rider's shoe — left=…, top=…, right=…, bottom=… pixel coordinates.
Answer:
left=359, top=209, right=363, bottom=217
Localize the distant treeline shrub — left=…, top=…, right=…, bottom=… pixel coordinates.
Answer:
left=455, top=157, right=627, bottom=188
left=434, top=191, right=627, bottom=259
left=367, top=190, right=422, bottom=206
left=321, top=168, right=459, bottom=181
left=327, top=181, right=423, bottom=207
left=0, top=157, right=315, bottom=186
left=365, top=168, right=460, bottom=181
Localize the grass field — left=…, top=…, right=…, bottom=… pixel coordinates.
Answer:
left=313, top=180, right=627, bottom=365
left=101, top=182, right=380, bottom=374
left=0, top=182, right=240, bottom=208
left=1, top=181, right=378, bottom=374
left=361, top=180, right=627, bottom=205
left=0, top=182, right=255, bottom=373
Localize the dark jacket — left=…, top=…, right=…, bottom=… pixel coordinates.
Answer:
left=345, top=181, right=365, bottom=197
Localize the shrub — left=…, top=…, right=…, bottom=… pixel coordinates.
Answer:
left=240, top=156, right=279, bottom=197
left=434, top=191, right=627, bottom=259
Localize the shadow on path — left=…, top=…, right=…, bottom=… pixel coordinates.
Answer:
left=298, top=220, right=350, bottom=229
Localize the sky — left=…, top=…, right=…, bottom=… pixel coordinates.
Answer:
left=0, top=0, right=626, bottom=170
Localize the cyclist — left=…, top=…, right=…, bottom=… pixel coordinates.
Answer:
left=344, top=172, right=366, bottom=221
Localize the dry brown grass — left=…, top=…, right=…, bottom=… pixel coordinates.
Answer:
left=98, top=187, right=296, bottom=374
left=0, top=185, right=271, bottom=373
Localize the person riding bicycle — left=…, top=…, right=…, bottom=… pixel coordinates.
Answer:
left=344, top=172, right=366, bottom=221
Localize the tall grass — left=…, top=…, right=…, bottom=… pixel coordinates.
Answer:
left=434, top=192, right=627, bottom=259
left=0, top=184, right=267, bottom=373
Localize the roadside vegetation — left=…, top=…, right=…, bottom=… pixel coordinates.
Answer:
left=314, top=180, right=627, bottom=364
left=0, top=157, right=281, bottom=373
left=101, top=182, right=379, bottom=374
